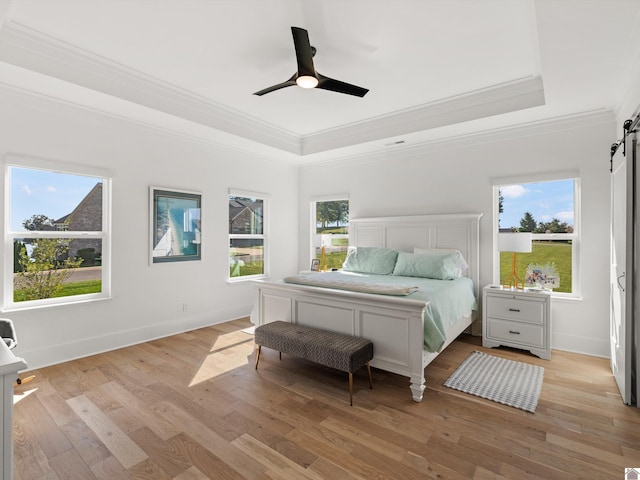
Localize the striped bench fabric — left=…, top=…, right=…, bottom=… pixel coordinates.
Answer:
left=254, top=321, right=374, bottom=406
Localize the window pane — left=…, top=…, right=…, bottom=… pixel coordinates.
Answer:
left=13, top=237, right=102, bottom=302
left=229, top=238, right=264, bottom=277
left=499, top=179, right=573, bottom=232
left=499, top=241, right=571, bottom=293
left=229, top=196, right=263, bottom=235
left=498, top=179, right=574, bottom=293
left=314, top=200, right=349, bottom=269
left=10, top=167, right=103, bottom=232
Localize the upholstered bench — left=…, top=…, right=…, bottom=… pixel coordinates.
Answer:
left=254, top=321, right=374, bottom=406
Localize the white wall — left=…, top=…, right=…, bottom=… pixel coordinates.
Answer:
left=298, top=114, right=616, bottom=358
left=0, top=87, right=299, bottom=369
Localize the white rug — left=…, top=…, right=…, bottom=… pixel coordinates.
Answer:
left=444, top=351, right=544, bottom=413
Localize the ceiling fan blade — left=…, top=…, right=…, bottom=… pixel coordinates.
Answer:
left=317, top=73, right=369, bottom=97
left=253, top=75, right=297, bottom=96
left=291, top=26, right=316, bottom=77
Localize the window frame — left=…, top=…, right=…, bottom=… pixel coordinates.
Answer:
left=310, top=194, right=350, bottom=268
left=492, top=173, right=580, bottom=298
left=228, top=188, right=269, bottom=282
left=2, top=156, right=112, bottom=311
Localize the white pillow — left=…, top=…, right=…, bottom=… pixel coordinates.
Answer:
left=413, top=248, right=469, bottom=275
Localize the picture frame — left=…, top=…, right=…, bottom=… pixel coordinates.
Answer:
left=150, top=187, right=201, bottom=263
left=310, top=258, right=320, bottom=271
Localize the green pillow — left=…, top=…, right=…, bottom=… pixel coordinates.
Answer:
left=341, top=247, right=399, bottom=275
left=392, top=251, right=462, bottom=280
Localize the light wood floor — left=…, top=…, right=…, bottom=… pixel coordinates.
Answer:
left=12, top=318, right=640, bottom=480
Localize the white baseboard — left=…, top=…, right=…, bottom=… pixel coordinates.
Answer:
left=19, top=304, right=253, bottom=371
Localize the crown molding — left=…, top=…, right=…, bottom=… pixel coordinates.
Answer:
left=0, top=21, right=302, bottom=155
left=300, top=109, right=615, bottom=171
left=301, top=76, right=545, bottom=155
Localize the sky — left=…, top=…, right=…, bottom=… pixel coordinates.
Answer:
left=10, top=166, right=100, bottom=232
left=499, top=179, right=574, bottom=231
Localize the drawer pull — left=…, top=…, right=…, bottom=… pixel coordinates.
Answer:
left=508, top=308, right=521, bottom=312
left=508, top=330, right=520, bottom=335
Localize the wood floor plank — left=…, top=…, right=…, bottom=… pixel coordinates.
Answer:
left=66, top=394, right=148, bottom=469
left=48, top=448, right=97, bottom=480
left=168, top=432, right=249, bottom=480
left=90, top=456, right=134, bottom=480
left=128, top=427, right=192, bottom=478
left=151, top=399, right=267, bottom=479
left=12, top=411, right=54, bottom=480
left=17, top=393, right=73, bottom=459
left=99, top=380, right=181, bottom=440
left=231, top=433, right=325, bottom=480
left=173, top=466, right=211, bottom=480
left=59, top=417, right=111, bottom=467
left=13, top=318, right=640, bottom=480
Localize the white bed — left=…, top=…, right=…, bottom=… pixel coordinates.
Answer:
left=250, top=213, right=482, bottom=402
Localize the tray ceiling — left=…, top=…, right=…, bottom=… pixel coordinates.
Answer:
left=0, top=0, right=638, bottom=164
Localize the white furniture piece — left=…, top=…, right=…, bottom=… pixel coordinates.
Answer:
left=251, top=213, right=482, bottom=402
left=1, top=339, right=27, bottom=480
left=482, top=285, right=551, bottom=360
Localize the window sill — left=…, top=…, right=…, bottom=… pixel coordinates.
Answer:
left=1, top=295, right=111, bottom=313
left=227, top=274, right=270, bottom=284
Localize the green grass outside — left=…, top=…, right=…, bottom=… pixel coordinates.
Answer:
left=229, top=260, right=264, bottom=277
left=500, top=241, right=571, bottom=293
left=14, top=279, right=102, bottom=302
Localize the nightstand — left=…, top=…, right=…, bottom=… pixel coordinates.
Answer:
left=482, top=285, right=551, bottom=360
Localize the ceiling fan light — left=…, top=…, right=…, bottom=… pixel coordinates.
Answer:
left=296, top=75, right=318, bottom=89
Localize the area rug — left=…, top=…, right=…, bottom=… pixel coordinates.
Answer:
left=444, top=351, right=544, bottom=413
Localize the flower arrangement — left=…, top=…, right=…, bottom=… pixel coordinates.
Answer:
left=525, top=263, right=559, bottom=289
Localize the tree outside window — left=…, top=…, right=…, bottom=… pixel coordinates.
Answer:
left=312, top=199, right=349, bottom=270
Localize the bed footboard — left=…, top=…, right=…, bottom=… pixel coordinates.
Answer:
left=251, top=280, right=429, bottom=401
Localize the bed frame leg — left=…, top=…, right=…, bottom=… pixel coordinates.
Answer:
left=366, top=363, right=373, bottom=389
left=255, top=345, right=261, bottom=369
left=410, top=374, right=426, bottom=402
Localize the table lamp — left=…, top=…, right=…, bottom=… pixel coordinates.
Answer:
left=313, top=234, right=332, bottom=271
left=498, top=232, right=532, bottom=289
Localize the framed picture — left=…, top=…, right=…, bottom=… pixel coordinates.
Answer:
left=150, top=187, right=201, bottom=263
left=310, top=258, right=320, bottom=271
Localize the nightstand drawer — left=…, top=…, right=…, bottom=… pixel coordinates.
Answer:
left=486, top=296, right=544, bottom=325
left=486, top=318, right=544, bottom=348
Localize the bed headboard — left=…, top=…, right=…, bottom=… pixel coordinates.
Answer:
left=349, top=213, right=483, bottom=299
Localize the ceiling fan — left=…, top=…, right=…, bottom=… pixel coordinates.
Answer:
left=253, top=26, right=369, bottom=98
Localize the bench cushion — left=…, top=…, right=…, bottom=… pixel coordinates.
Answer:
left=255, top=321, right=373, bottom=373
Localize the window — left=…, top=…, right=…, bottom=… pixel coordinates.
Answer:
left=494, top=177, right=579, bottom=296
left=310, top=197, right=349, bottom=271
left=229, top=190, right=268, bottom=280
left=4, top=161, right=111, bottom=309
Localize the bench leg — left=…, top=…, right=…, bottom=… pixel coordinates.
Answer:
left=349, top=372, right=354, bottom=406
left=254, top=345, right=261, bottom=369
left=367, top=363, right=373, bottom=390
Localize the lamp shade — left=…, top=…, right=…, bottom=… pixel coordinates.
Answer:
left=498, top=232, right=532, bottom=253
left=313, top=234, right=332, bottom=248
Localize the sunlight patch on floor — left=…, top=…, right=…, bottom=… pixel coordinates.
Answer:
left=189, top=329, right=255, bottom=387
left=13, top=387, right=38, bottom=405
